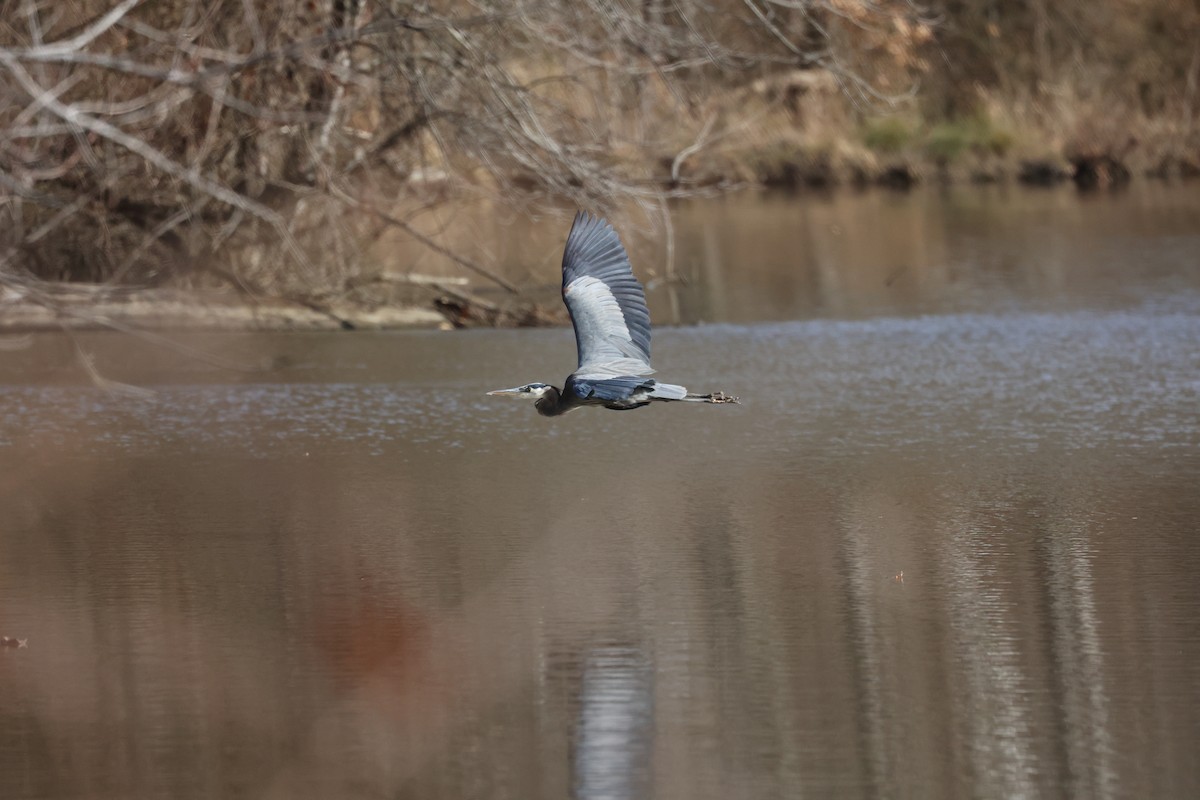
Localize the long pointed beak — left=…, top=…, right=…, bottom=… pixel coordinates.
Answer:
left=487, top=387, right=523, bottom=397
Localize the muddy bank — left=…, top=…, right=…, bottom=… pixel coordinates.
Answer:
left=0, top=290, right=446, bottom=334
left=0, top=281, right=571, bottom=334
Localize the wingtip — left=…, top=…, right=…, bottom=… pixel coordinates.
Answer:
left=572, top=209, right=612, bottom=233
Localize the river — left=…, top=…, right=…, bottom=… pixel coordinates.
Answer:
left=1, top=184, right=1198, bottom=799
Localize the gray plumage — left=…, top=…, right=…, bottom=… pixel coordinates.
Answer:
left=562, top=211, right=653, bottom=378
left=487, top=211, right=739, bottom=416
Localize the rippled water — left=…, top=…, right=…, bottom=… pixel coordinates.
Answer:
left=1, top=187, right=1199, bottom=799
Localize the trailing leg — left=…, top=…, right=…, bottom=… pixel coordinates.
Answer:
left=683, top=390, right=740, bottom=404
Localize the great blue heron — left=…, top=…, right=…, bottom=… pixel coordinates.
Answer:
left=488, top=212, right=739, bottom=416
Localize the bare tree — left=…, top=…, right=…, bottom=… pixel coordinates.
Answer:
left=0, top=0, right=928, bottom=322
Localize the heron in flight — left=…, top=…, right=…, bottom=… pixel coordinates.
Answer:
left=488, top=212, right=739, bottom=416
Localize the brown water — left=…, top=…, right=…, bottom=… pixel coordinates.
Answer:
left=2, top=186, right=1200, bottom=799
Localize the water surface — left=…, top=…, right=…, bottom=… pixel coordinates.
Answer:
left=1, top=186, right=1199, bottom=799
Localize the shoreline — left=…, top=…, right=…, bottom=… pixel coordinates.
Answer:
left=3, top=175, right=1195, bottom=336
left=0, top=291, right=448, bottom=335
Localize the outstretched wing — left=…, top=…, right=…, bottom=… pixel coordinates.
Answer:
left=561, top=211, right=653, bottom=377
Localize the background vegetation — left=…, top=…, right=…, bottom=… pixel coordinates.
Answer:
left=0, top=0, right=1196, bottom=317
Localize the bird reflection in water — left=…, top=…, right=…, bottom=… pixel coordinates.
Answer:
left=572, top=644, right=654, bottom=800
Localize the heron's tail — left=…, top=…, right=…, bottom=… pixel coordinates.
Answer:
left=650, top=382, right=740, bottom=404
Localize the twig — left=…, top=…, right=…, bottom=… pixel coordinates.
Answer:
left=28, top=0, right=141, bottom=59
left=328, top=185, right=520, bottom=294
left=671, top=113, right=717, bottom=183
left=65, top=325, right=158, bottom=400
left=353, top=273, right=470, bottom=287
left=0, top=52, right=315, bottom=277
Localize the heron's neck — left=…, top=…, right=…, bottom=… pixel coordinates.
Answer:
left=535, top=386, right=566, bottom=417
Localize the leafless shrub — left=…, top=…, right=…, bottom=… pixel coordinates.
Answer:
left=0, top=0, right=929, bottom=310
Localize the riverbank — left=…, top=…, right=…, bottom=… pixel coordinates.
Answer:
left=6, top=179, right=1198, bottom=338
left=0, top=289, right=446, bottom=334
left=7, top=0, right=1198, bottom=310
left=661, top=69, right=1200, bottom=193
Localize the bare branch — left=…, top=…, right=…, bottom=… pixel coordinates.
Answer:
left=357, top=203, right=521, bottom=295
left=25, top=0, right=142, bottom=59
left=671, top=114, right=718, bottom=183
left=0, top=51, right=313, bottom=275
left=0, top=0, right=934, bottom=317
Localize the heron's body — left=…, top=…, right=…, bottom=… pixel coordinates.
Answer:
left=533, top=375, right=719, bottom=416
left=489, top=212, right=738, bottom=414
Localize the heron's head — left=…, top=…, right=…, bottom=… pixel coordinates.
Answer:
left=487, top=382, right=554, bottom=400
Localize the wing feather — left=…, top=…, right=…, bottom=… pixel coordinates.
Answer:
left=561, top=212, right=653, bottom=376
